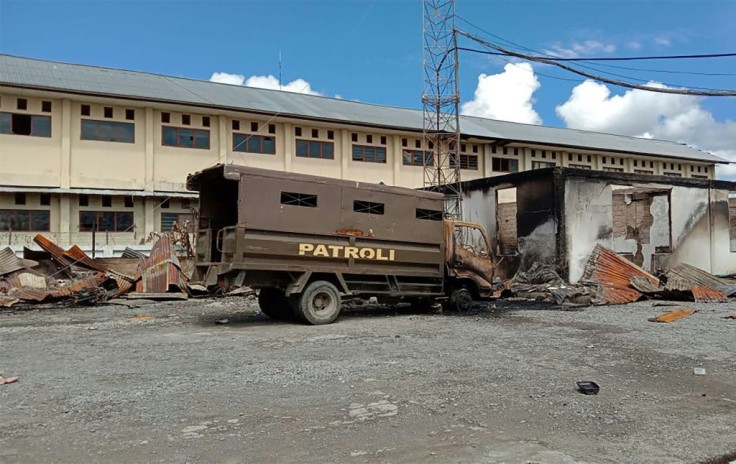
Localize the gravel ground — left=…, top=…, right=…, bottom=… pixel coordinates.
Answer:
left=1, top=297, right=734, bottom=463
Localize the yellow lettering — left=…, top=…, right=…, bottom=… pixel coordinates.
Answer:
left=359, top=248, right=376, bottom=259
left=328, top=245, right=343, bottom=258
left=299, top=243, right=314, bottom=255
left=389, top=250, right=395, bottom=261
left=345, top=247, right=359, bottom=259
left=375, top=248, right=389, bottom=261
left=314, top=245, right=329, bottom=257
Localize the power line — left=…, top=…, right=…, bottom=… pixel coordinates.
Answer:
left=455, top=29, right=736, bottom=97
left=534, top=52, right=736, bottom=62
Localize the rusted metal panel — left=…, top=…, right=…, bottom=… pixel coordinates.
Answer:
left=582, top=244, right=660, bottom=304
left=105, top=270, right=135, bottom=297
left=137, top=235, right=186, bottom=294
left=64, top=245, right=107, bottom=272
left=629, top=276, right=662, bottom=294
left=691, top=286, right=728, bottom=303
left=664, top=263, right=736, bottom=296
left=0, top=247, right=24, bottom=276
left=33, top=234, right=74, bottom=277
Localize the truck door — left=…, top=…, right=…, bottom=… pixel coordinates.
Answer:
left=449, top=222, right=494, bottom=286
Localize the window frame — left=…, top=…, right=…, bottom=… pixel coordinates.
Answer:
left=491, top=157, right=518, bottom=173
left=161, top=125, right=210, bottom=149
left=80, top=118, right=135, bottom=143
left=353, top=200, right=385, bottom=215
left=232, top=133, right=276, bottom=155
left=450, top=153, right=479, bottom=170
left=402, top=149, right=434, bottom=167
left=295, top=139, right=334, bottom=159
left=0, top=209, right=51, bottom=232
left=352, top=144, right=387, bottom=163
left=78, top=211, right=135, bottom=232
left=280, top=191, right=318, bottom=208
left=0, top=112, right=52, bottom=137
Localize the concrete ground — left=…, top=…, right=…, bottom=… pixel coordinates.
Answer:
left=1, top=297, right=734, bottom=464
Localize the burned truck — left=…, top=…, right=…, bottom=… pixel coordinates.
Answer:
left=186, top=165, right=493, bottom=324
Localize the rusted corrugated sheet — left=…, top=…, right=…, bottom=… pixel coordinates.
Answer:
left=664, top=264, right=736, bottom=296
left=33, top=234, right=74, bottom=277
left=582, top=244, right=660, bottom=305
left=64, top=245, right=107, bottom=272
left=7, top=274, right=104, bottom=302
left=0, top=247, right=24, bottom=276
left=105, top=270, right=135, bottom=296
left=137, top=235, right=187, bottom=293
left=629, top=276, right=662, bottom=294
left=691, top=286, right=728, bottom=303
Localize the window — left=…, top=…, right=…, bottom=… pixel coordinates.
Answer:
left=233, top=133, right=276, bottom=154
left=79, top=211, right=134, bottom=232
left=366, top=134, right=373, bottom=144
left=352, top=145, right=386, bottom=163
left=351, top=133, right=358, bottom=142
left=17, top=98, right=27, bottom=110
left=380, top=135, right=386, bottom=145
left=14, top=193, right=26, bottom=205
left=161, top=212, right=193, bottom=231
left=79, top=194, right=89, bottom=207
left=472, top=145, right=478, bottom=153
left=40, top=193, right=51, bottom=206
left=692, top=175, right=708, bottom=179
left=353, top=200, right=384, bottom=215
left=402, top=138, right=408, bottom=147
left=532, top=161, right=555, bottom=169
left=232, top=120, right=239, bottom=130
left=124, top=196, right=134, bottom=208
left=416, top=208, right=443, bottom=221
left=103, top=107, right=113, bottom=118
left=0, top=112, right=51, bottom=137
left=202, top=116, right=210, bottom=127
left=635, top=170, right=654, bottom=175
left=603, top=167, right=624, bottom=172
left=327, top=130, right=334, bottom=140
left=0, top=210, right=50, bottom=231
left=42, top=101, right=52, bottom=113
left=162, top=112, right=170, bottom=123
left=450, top=154, right=478, bottom=170
left=162, top=126, right=210, bottom=149
left=415, top=139, right=421, bottom=149
left=81, top=120, right=134, bottom=143
left=570, top=164, right=592, bottom=170
left=280, top=191, right=317, bottom=208
left=81, top=105, right=91, bottom=116
left=182, top=114, right=191, bottom=125
left=492, top=157, right=518, bottom=172
left=268, top=124, right=276, bottom=134
left=252, top=122, right=259, bottom=132
left=102, top=196, right=112, bottom=207
left=402, top=150, right=433, bottom=166
left=295, top=139, right=333, bottom=159
left=663, top=172, right=682, bottom=177
left=161, top=199, right=170, bottom=209
left=125, top=109, right=135, bottom=120
left=311, top=128, right=319, bottom=138
left=295, top=127, right=302, bottom=137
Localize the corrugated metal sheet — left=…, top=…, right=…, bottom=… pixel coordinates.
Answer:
left=629, top=276, right=662, bottom=294
left=691, top=286, right=729, bottom=303
left=664, top=264, right=736, bottom=296
left=0, top=54, right=726, bottom=164
left=7, top=274, right=105, bottom=302
left=64, top=245, right=107, bottom=272
left=136, top=235, right=186, bottom=294
left=33, top=234, right=74, bottom=277
left=0, top=247, right=24, bottom=276
left=105, top=270, right=135, bottom=297
left=582, top=244, right=660, bottom=305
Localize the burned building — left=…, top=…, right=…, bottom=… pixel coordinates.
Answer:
left=460, top=168, right=736, bottom=281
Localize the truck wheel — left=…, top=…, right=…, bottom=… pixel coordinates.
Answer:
left=258, top=288, right=292, bottom=320
left=448, top=287, right=473, bottom=312
left=296, top=281, right=342, bottom=325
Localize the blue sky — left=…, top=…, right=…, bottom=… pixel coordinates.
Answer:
left=2, top=0, right=735, bottom=176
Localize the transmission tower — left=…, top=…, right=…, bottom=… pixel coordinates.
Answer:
left=422, top=0, right=462, bottom=219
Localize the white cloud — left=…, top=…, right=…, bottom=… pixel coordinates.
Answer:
left=627, top=41, right=642, bottom=50
left=655, top=36, right=671, bottom=46
left=209, top=72, right=245, bottom=86
left=209, top=72, right=322, bottom=95
left=555, top=80, right=736, bottom=180
left=461, top=62, right=542, bottom=125
left=544, top=40, right=616, bottom=58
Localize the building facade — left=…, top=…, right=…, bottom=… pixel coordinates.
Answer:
left=0, top=55, right=729, bottom=253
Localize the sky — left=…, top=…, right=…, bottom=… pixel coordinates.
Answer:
left=1, top=0, right=734, bottom=178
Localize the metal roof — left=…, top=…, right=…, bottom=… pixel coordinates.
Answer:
left=0, top=54, right=728, bottom=164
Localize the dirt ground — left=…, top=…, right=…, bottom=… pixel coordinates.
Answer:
left=1, top=297, right=734, bottom=464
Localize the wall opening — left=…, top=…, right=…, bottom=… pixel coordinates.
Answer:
left=495, top=187, right=517, bottom=255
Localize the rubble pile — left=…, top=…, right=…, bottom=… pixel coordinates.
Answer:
left=0, top=234, right=193, bottom=308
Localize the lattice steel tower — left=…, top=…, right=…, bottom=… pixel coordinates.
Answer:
left=422, top=0, right=462, bottom=219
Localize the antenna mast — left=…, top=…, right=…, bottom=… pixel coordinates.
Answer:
left=422, top=0, right=462, bottom=219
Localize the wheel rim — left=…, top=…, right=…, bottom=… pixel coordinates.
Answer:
left=457, top=292, right=472, bottom=311
left=311, top=291, right=334, bottom=314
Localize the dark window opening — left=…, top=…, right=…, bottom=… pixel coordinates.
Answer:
left=568, top=154, right=573, bottom=161
left=125, top=109, right=135, bottom=120
left=351, top=132, right=358, bottom=142
left=81, top=104, right=91, bottom=116
left=295, top=139, right=333, bottom=159
left=0, top=209, right=50, bottom=232
left=541, top=151, right=547, bottom=159
left=40, top=193, right=51, bottom=206
left=352, top=145, right=387, bottom=163
left=79, top=211, right=134, bottom=232
left=588, top=155, right=592, bottom=163
left=461, top=144, right=467, bottom=152
left=161, top=112, right=170, bottom=123
left=366, top=134, right=373, bottom=144
left=327, top=130, right=334, bottom=140
left=1, top=113, right=51, bottom=137
left=380, top=135, right=386, bottom=145
left=492, top=157, right=519, bottom=173
left=311, top=128, right=319, bottom=138
left=620, top=158, right=624, bottom=166
left=17, top=98, right=27, bottom=110
left=415, top=139, right=421, bottom=149
left=41, top=101, right=52, bottom=113
left=124, top=196, right=134, bottom=208
left=202, top=116, right=210, bottom=127
left=232, top=120, right=239, bottom=130
left=252, top=122, right=259, bottom=132
left=416, top=208, right=443, bottom=221
left=353, top=200, right=385, bottom=215
left=182, top=114, right=191, bottom=125
left=428, top=141, right=434, bottom=149
left=14, top=193, right=26, bottom=205
left=280, top=191, right=318, bottom=208
left=103, top=107, right=113, bottom=118
left=79, top=195, right=89, bottom=207
left=402, top=138, right=407, bottom=147
left=268, top=124, right=276, bottom=134
left=503, top=147, right=508, bottom=155
left=102, top=196, right=112, bottom=207
left=161, top=199, right=170, bottom=209
left=472, top=145, right=478, bottom=154
left=295, top=127, right=302, bottom=137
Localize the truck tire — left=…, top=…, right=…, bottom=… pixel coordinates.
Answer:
left=258, top=288, right=292, bottom=320
left=296, top=281, right=342, bottom=325
left=448, top=287, right=473, bottom=312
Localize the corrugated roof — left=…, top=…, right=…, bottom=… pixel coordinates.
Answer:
left=0, top=54, right=727, bottom=165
